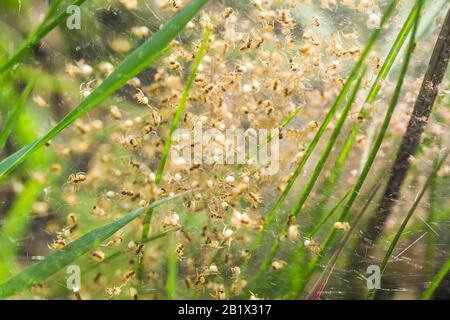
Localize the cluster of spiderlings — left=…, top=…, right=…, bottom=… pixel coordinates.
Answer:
left=25, top=0, right=368, bottom=299
left=14, top=0, right=449, bottom=300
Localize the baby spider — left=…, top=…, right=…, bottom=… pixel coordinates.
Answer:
left=134, top=89, right=150, bottom=106
left=207, top=264, right=219, bottom=275
left=247, top=191, right=262, bottom=208
left=171, top=0, right=181, bottom=10
left=249, top=291, right=262, bottom=300
left=123, top=270, right=135, bottom=284
left=210, top=288, right=226, bottom=300
left=333, top=221, right=351, bottom=231
left=222, top=225, right=234, bottom=246
left=287, top=224, right=300, bottom=242
left=123, top=135, right=142, bottom=149
left=68, top=172, right=86, bottom=184
left=169, top=59, right=182, bottom=71
left=230, top=266, right=241, bottom=280
left=48, top=238, right=66, bottom=250
left=33, top=95, right=48, bottom=108
left=304, top=238, right=321, bottom=255
left=272, top=260, right=286, bottom=270
left=102, top=234, right=123, bottom=247
left=92, top=250, right=105, bottom=262
left=119, top=0, right=137, bottom=11
left=195, top=275, right=206, bottom=287
left=79, top=80, right=96, bottom=98
left=176, top=243, right=185, bottom=260
left=311, top=16, right=320, bottom=27
left=106, top=286, right=122, bottom=299
left=223, top=7, right=234, bottom=19
left=67, top=213, right=77, bottom=228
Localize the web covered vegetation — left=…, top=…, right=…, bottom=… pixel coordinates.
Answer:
left=0, top=0, right=449, bottom=300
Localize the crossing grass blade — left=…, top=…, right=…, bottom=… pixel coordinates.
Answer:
left=129, top=23, right=209, bottom=296
left=306, top=191, right=351, bottom=240
left=0, top=0, right=209, bottom=180
left=166, top=232, right=178, bottom=300
left=278, top=190, right=350, bottom=299
left=296, top=0, right=423, bottom=297
left=426, top=166, right=440, bottom=277
left=85, top=227, right=181, bottom=275
left=155, top=26, right=212, bottom=185
left=157, top=27, right=211, bottom=300
left=135, top=27, right=210, bottom=299
left=0, top=178, right=45, bottom=281
left=243, top=1, right=398, bottom=274
left=422, top=257, right=450, bottom=300
left=0, top=193, right=187, bottom=299
left=307, top=183, right=381, bottom=300
left=207, top=105, right=304, bottom=267
left=309, top=135, right=355, bottom=218
left=369, top=152, right=448, bottom=299
left=253, top=72, right=365, bottom=282
left=310, top=0, right=421, bottom=219
left=0, top=80, right=35, bottom=151
left=260, top=104, right=304, bottom=149
left=286, top=1, right=421, bottom=296
left=0, top=81, right=54, bottom=280
left=36, top=0, right=65, bottom=31
left=141, top=25, right=212, bottom=240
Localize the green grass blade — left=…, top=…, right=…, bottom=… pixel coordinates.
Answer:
left=311, top=1, right=421, bottom=217
left=85, top=227, right=181, bottom=275
left=0, top=178, right=44, bottom=281
left=426, top=165, right=440, bottom=277
left=310, top=134, right=355, bottom=216
left=0, top=80, right=35, bottom=151
left=311, top=1, right=421, bottom=216
left=369, top=152, right=448, bottom=299
left=0, top=0, right=87, bottom=74
left=207, top=106, right=304, bottom=267
left=360, top=2, right=421, bottom=119
left=41, top=0, right=65, bottom=25
left=151, top=27, right=210, bottom=299
left=0, top=0, right=209, bottom=180
left=236, top=104, right=304, bottom=172
left=245, top=0, right=397, bottom=262
left=0, top=194, right=183, bottom=299
left=285, top=156, right=392, bottom=298
left=380, top=206, right=450, bottom=246
left=307, top=183, right=381, bottom=300
left=307, top=191, right=351, bottom=239
left=281, top=190, right=350, bottom=299
left=253, top=73, right=365, bottom=282
left=279, top=105, right=304, bottom=128
left=138, top=24, right=210, bottom=293
left=422, top=257, right=450, bottom=300
left=297, top=0, right=423, bottom=296
left=155, top=26, right=212, bottom=185
left=291, top=72, right=365, bottom=218
left=141, top=25, right=211, bottom=240
left=166, top=233, right=178, bottom=300
left=257, top=104, right=304, bottom=152
left=0, top=81, right=54, bottom=280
